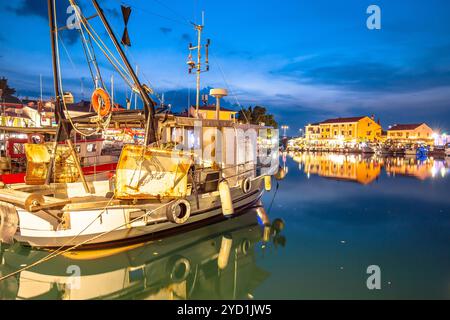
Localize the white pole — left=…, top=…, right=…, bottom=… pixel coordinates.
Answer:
left=111, top=74, right=114, bottom=110
left=135, top=65, right=138, bottom=110
left=40, top=74, right=43, bottom=102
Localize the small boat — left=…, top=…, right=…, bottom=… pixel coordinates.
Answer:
left=361, top=144, right=375, bottom=154
left=445, top=144, right=450, bottom=157
left=404, top=145, right=417, bottom=157
left=0, top=133, right=118, bottom=184
left=416, top=145, right=429, bottom=158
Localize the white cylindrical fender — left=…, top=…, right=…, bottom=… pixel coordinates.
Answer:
left=166, top=199, right=191, bottom=224
left=263, top=225, right=271, bottom=243
left=0, top=201, right=19, bottom=244
left=218, top=235, right=233, bottom=270
left=264, top=175, right=272, bottom=191
left=219, top=180, right=234, bottom=216
left=241, top=177, right=252, bottom=194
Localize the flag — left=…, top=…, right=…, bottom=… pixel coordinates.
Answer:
left=121, top=6, right=131, bottom=46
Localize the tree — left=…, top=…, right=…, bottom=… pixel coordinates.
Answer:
left=237, top=105, right=278, bottom=128
left=0, top=77, right=17, bottom=97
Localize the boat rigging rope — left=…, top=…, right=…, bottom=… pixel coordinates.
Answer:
left=210, top=51, right=250, bottom=123
left=0, top=199, right=174, bottom=282
left=53, top=0, right=103, bottom=137
left=78, top=20, right=105, bottom=89
left=113, top=0, right=192, bottom=27
left=70, top=0, right=135, bottom=89
left=267, top=181, right=279, bottom=215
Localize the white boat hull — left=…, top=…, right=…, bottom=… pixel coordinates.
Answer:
left=13, top=176, right=265, bottom=248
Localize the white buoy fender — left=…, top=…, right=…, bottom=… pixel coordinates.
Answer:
left=166, top=199, right=191, bottom=224
left=241, top=177, right=252, bottom=193
left=218, top=234, right=233, bottom=270
left=0, top=201, right=19, bottom=244
left=219, top=180, right=234, bottom=216
left=264, top=175, right=272, bottom=191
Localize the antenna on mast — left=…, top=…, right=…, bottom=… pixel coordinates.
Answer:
left=186, top=11, right=210, bottom=117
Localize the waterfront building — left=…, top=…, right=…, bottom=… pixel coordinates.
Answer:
left=305, top=122, right=321, bottom=141
left=304, top=116, right=382, bottom=146
left=387, top=123, right=434, bottom=144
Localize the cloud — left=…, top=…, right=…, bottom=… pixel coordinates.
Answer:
left=181, top=33, right=191, bottom=42
left=8, top=0, right=79, bottom=45
left=160, top=27, right=173, bottom=35
left=272, top=45, right=450, bottom=93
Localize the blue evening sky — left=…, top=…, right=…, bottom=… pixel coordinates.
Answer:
left=0, top=0, right=449, bottom=132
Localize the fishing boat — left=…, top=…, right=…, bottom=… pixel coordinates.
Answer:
left=0, top=208, right=284, bottom=300
left=0, top=0, right=281, bottom=249
left=0, top=130, right=118, bottom=184
left=404, top=145, right=417, bottom=157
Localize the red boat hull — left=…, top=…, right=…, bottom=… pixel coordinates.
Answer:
left=0, top=163, right=117, bottom=184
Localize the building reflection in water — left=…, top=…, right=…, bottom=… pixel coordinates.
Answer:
left=0, top=209, right=285, bottom=300
left=292, top=152, right=449, bottom=184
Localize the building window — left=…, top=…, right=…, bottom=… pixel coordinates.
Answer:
left=349, top=130, right=352, bottom=135
left=87, top=143, right=97, bottom=153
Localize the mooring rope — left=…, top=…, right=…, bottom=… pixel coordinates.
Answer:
left=0, top=200, right=173, bottom=282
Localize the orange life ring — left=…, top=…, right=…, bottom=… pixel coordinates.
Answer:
left=91, top=88, right=111, bottom=117
left=27, top=133, right=45, bottom=144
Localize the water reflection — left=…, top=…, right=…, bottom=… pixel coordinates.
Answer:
left=292, top=152, right=449, bottom=184
left=0, top=209, right=285, bottom=300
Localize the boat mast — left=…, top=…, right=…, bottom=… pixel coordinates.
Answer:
left=46, top=0, right=90, bottom=193
left=90, top=0, right=157, bottom=145
left=187, top=12, right=210, bottom=117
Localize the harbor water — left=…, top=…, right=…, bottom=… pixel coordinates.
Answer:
left=1, top=153, right=449, bottom=299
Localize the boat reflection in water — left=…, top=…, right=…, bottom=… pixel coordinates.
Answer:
left=0, top=208, right=285, bottom=300
left=292, top=152, right=449, bottom=184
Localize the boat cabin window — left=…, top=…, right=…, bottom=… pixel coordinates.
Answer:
left=87, top=143, right=97, bottom=153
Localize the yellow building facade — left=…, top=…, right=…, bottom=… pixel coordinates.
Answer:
left=305, top=116, right=382, bottom=143
left=387, top=123, right=434, bottom=144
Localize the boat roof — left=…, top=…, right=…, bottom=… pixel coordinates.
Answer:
left=0, top=126, right=57, bottom=134
left=71, top=110, right=268, bottom=130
